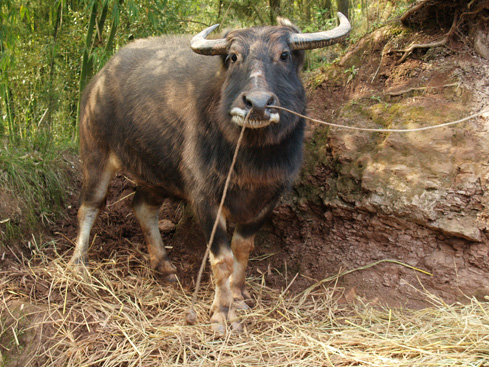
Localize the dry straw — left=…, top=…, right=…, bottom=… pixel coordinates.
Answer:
left=1, top=241, right=489, bottom=366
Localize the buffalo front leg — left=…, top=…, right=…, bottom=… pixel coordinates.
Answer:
left=132, top=188, right=176, bottom=281
left=195, top=202, right=240, bottom=334
left=229, top=196, right=280, bottom=310
left=209, top=248, right=241, bottom=334
left=230, top=230, right=255, bottom=310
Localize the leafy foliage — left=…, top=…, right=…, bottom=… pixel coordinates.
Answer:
left=0, top=144, right=71, bottom=242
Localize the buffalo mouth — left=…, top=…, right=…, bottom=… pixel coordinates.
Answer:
left=230, top=107, right=280, bottom=129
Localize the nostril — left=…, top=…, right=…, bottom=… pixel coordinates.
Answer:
left=243, top=95, right=253, bottom=108
left=241, top=92, right=278, bottom=112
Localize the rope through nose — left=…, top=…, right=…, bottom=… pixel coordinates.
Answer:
left=271, top=105, right=489, bottom=132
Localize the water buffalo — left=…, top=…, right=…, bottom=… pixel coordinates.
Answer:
left=69, top=13, right=350, bottom=333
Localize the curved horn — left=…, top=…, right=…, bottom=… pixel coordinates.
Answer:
left=190, top=24, right=229, bottom=55
left=289, top=12, right=351, bottom=51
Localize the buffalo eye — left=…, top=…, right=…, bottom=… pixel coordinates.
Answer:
left=226, top=53, right=238, bottom=64
left=280, top=51, right=289, bottom=61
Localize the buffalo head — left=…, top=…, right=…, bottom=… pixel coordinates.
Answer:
left=191, top=13, right=350, bottom=136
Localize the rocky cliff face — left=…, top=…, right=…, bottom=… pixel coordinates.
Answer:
left=330, top=98, right=489, bottom=243
left=280, top=26, right=489, bottom=306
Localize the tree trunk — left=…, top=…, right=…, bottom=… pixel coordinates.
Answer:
left=217, top=0, right=223, bottom=21
left=320, top=0, right=333, bottom=19
left=46, top=1, right=63, bottom=133
left=269, top=0, right=281, bottom=24
left=336, top=0, right=349, bottom=18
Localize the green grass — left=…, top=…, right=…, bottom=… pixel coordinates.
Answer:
left=0, top=140, right=75, bottom=244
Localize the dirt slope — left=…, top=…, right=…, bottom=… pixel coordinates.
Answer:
left=294, top=24, right=489, bottom=306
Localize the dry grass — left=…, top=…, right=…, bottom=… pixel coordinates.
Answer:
left=1, top=241, right=489, bottom=367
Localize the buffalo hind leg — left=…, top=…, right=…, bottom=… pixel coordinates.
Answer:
left=69, top=154, right=117, bottom=273
left=132, top=188, right=177, bottom=281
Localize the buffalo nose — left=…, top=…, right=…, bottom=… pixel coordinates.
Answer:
left=242, top=91, right=277, bottom=119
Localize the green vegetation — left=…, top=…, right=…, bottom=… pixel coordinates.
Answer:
left=0, top=145, right=71, bottom=242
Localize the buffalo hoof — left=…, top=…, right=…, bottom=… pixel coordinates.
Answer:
left=210, top=306, right=242, bottom=335
left=164, top=273, right=178, bottom=283
left=152, top=259, right=177, bottom=282
left=232, top=286, right=253, bottom=310
left=185, top=308, right=198, bottom=325
left=67, top=255, right=90, bottom=277
left=234, top=299, right=250, bottom=310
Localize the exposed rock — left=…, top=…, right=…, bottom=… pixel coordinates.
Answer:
left=291, top=25, right=489, bottom=305
left=473, top=25, right=489, bottom=60
left=159, top=219, right=176, bottom=233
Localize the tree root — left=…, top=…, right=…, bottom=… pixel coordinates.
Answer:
left=461, top=1, right=489, bottom=17
left=393, top=37, right=448, bottom=63
left=391, top=12, right=458, bottom=63
left=371, top=43, right=390, bottom=83
left=385, top=82, right=460, bottom=97
left=394, top=0, right=489, bottom=63
left=400, top=0, right=432, bottom=26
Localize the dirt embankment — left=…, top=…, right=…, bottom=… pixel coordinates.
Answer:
left=289, top=22, right=489, bottom=306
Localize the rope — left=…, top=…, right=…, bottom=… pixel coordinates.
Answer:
left=186, top=112, right=249, bottom=325
left=273, top=106, right=489, bottom=132
left=184, top=105, right=489, bottom=324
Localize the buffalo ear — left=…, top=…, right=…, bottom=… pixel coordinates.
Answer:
left=220, top=28, right=232, bottom=39
left=218, top=29, right=233, bottom=67
left=277, top=17, right=300, bottom=33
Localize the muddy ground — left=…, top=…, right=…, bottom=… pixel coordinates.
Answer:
left=48, top=166, right=486, bottom=312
